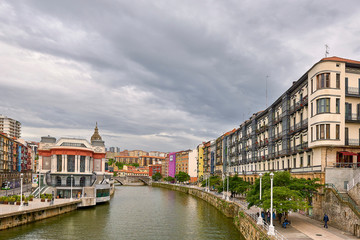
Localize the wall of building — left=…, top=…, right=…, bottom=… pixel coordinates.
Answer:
left=168, top=152, right=176, bottom=178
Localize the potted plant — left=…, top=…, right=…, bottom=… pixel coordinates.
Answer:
left=0, top=196, right=4, bottom=204
left=47, top=195, right=52, bottom=202
left=3, top=196, right=9, bottom=204
left=41, top=194, right=45, bottom=202
left=29, top=194, right=34, bottom=201
left=24, top=197, right=29, bottom=206
left=9, top=197, right=15, bottom=205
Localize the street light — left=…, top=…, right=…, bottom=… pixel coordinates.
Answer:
left=257, top=173, right=263, bottom=225
left=20, top=173, right=24, bottom=207
left=226, top=171, right=229, bottom=201
left=267, top=172, right=275, bottom=236
left=222, top=173, right=225, bottom=199
left=70, top=174, right=73, bottom=201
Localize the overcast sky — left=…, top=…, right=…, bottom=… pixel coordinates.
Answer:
left=0, top=1, right=359, bottom=152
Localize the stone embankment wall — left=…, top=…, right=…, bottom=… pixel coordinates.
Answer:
left=0, top=201, right=80, bottom=230
left=152, top=183, right=270, bottom=240
left=349, top=182, right=360, bottom=206
left=315, top=189, right=360, bottom=237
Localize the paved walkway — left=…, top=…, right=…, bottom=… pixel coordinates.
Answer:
left=179, top=184, right=359, bottom=239
left=0, top=198, right=80, bottom=216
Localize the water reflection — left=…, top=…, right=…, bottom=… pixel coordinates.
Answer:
left=1, top=186, right=243, bottom=240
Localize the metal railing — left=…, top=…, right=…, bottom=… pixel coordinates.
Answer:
left=325, top=183, right=360, bottom=215
left=346, top=87, right=360, bottom=96
left=345, top=114, right=360, bottom=122
left=345, top=139, right=360, bottom=146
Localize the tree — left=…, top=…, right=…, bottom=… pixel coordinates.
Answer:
left=131, top=163, right=139, bottom=167
left=246, top=171, right=322, bottom=214
left=201, top=175, right=222, bottom=190
left=164, top=176, right=175, bottom=182
left=107, top=158, right=115, bottom=166
left=217, top=175, right=250, bottom=196
left=115, top=162, right=124, bottom=170
left=152, top=172, right=162, bottom=181
left=175, top=171, right=190, bottom=183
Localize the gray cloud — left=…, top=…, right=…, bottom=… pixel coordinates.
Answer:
left=0, top=0, right=360, bottom=151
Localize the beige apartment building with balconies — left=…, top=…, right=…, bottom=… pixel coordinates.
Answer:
left=227, top=57, right=360, bottom=190
left=0, top=115, right=21, bottom=139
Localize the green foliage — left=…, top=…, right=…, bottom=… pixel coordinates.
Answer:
left=220, top=175, right=251, bottom=196
left=113, top=172, right=117, bottom=177
left=246, top=171, right=322, bottom=214
left=201, top=175, right=222, bottom=190
left=115, top=162, right=124, bottom=170
left=107, top=158, right=115, bottom=166
left=130, top=163, right=139, bottom=167
left=175, top=171, right=190, bottom=183
left=152, top=172, right=162, bottom=181
left=164, top=176, right=175, bottom=182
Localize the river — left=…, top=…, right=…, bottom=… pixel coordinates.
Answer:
left=1, top=186, right=244, bottom=240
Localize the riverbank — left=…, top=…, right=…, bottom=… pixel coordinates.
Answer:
left=152, top=182, right=271, bottom=240
left=0, top=198, right=81, bottom=230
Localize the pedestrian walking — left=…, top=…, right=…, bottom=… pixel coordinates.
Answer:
left=261, top=211, right=265, bottom=222
left=267, top=211, right=270, bottom=223
left=323, top=213, right=329, bottom=228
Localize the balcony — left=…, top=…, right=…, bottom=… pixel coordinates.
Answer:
left=289, top=119, right=308, bottom=134
left=345, top=139, right=360, bottom=146
left=346, top=87, right=360, bottom=97
left=290, top=142, right=309, bottom=154
left=273, top=132, right=283, bottom=141
left=345, top=114, right=360, bottom=123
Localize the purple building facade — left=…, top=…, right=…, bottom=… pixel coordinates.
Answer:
left=168, top=152, right=176, bottom=178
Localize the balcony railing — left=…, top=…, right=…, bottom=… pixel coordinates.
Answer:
left=345, top=139, right=360, bottom=146
left=345, top=114, right=360, bottom=123
left=346, top=87, right=360, bottom=97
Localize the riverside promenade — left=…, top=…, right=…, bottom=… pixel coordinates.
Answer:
left=0, top=198, right=81, bottom=230
left=174, top=184, right=358, bottom=240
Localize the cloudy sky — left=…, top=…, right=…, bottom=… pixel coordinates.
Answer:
left=0, top=1, right=359, bottom=152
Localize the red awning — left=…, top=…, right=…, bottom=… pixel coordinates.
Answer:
left=339, top=151, right=357, bottom=156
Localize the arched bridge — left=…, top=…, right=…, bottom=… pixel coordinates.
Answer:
left=113, top=176, right=152, bottom=186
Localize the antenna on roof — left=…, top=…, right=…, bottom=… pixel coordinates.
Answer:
left=325, top=44, right=330, bottom=57
left=266, top=75, right=269, bottom=108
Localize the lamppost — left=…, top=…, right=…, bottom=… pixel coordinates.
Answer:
left=222, top=173, right=225, bottom=199
left=20, top=173, right=24, bottom=207
left=70, top=174, right=73, bottom=201
left=257, top=173, right=263, bottom=225
left=226, top=171, right=229, bottom=201
left=267, top=172, right=275, bottom=236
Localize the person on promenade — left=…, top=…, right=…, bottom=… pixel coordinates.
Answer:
left=323, top=213, right=329, bottom=228
left=267, top=211, right=270, bottom=223
left=261, top=211, right=265, bottom=222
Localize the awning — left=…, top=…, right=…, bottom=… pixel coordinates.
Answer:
left=339, top=151, right=357, bottom=156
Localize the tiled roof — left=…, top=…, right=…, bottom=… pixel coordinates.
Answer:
left=321, top=56, right=360, bottom=65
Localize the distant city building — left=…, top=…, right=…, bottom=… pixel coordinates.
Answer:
left=139, top=155, right=164, bottom=166
left=149, top=164, right=162, bottom=177
left=0, top=115, right=21, bottom=139
left=168, top=152, right=176, bottom=178
left=0, top=132, right=32, bottom=188
left=188, top=148, right=198, bottom=183
left=176, top=150, right=190, bottom=174
left=128, top=150, right=149, bottom=157
left=161, top=154, right=169, bottom=177
left=27, top=141, right=39, bottom=172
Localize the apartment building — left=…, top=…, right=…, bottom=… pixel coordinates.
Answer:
left=0, top=115, right=21, bottom=139
left=175, top=150, right=191, bottom=174
left=224, top=57, right=360, bottom=187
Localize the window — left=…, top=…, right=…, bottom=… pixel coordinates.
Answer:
left=67, top=155, right=75, bottom=172
left=80, top=156, right=86, bottom=172
left=293, top=158, right=296, bottom=168
left=307, top=155, right=311, bottom=166
left=336, top=98, right=340, bottom=113
left=300, top=157, right=303, bottom=167
left=317, top=124, right=330, bottom=140
left=317, top=73, right=330, bottom=89
left=326, top=124, right=330, bottom=139
left=56, top=176, right=62, bottom=186
left=311, top=127, right=313, bottom=142
left=311, top=79, right=313, bottom=93
left=336, top=74, right=340, bottom=89
left=320, top=125, right=325, bottom=139
left=311, top=103, right=313, bottom=117
left=57, top=155, right=62, bottom=172
left=317, top=98, right=330, bottom=114
left=336, top=124, right=340, bottom=140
